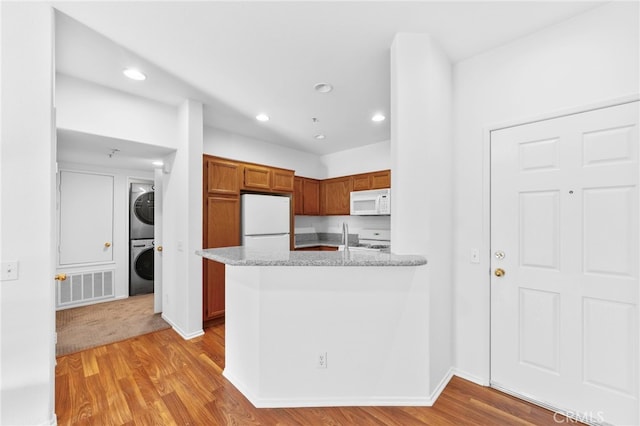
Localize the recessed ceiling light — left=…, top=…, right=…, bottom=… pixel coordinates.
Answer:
left=123, top=68, right=146, bottom=81
left=256, top=113, right=270, bottom=122
left=314, top=134, right=326, bottom=140
left=152, top=161, right=164, bottom=167
left=371, top=113, right=386, bottom=122
left=314, top=83, right=333, bottom=93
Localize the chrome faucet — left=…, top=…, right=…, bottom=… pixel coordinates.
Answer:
left=342, top=222, right=349, bottom=252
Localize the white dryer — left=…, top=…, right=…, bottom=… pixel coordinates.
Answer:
left=130, top=183, right=154, bottom=239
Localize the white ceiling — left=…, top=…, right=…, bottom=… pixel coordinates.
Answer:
left=53, top=1, right=604, bottom=169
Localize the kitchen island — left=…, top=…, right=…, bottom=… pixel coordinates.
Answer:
left=196, top=247, right=429, bottom=408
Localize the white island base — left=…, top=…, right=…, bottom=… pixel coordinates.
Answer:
left=223, top=265, right=432, bottom=408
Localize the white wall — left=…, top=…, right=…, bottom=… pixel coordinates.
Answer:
left=320, top=140, right=390, bottom=178
left=390, top=33, right=454, bottom=397
left=204, top=126, right=324, bottom=178
left=204, top=127, right=391, bottom=181
left=56, top=162, right=153, bottom=306
left=56, top=73, right=179, bottom=149
left=0, top=3, right=56, bottom=424
left=452, top=1, right=640, bottom=383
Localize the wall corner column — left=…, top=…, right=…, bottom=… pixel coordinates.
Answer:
left=390, top=33, right=454, bottom=397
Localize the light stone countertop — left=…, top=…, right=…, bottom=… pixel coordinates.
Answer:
left=197, top=246, right=427, bottom=267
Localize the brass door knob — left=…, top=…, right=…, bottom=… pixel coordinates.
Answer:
left=104, top=242, right=112, bottom=248
left=55, top=273, right=67, bottom=281
left=494, top=268, right=505, bottom=277
left=157, top=246, right=163, bottom=252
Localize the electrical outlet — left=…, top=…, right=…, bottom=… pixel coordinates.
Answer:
left=1, top=261, right=19, bottom=281
left=470, top=248, right=480, bottom=264
left=318, top=352, right=328, bottom=369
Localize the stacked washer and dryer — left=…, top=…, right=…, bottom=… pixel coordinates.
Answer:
left=130, top=183, right=154, bottom=296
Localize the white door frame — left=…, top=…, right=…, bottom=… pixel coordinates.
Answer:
left=481, top=94, right=640, bottom=418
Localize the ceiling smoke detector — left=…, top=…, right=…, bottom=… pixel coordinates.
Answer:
left=314, top=83, right=333, bottom=93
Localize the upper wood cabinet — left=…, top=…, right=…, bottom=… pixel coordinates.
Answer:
left=243, top=165, right=271, bottom=191
left=242, top=163, right=294, bottom=193
left=351, top=170, right=391, bottom=191
left=370, top=170, right=391, bottom=189
left=272, top=169, right=295, bottom=192
left=352, top=174, right=371, bottom=191
left=295, top=177, right=320, bottom=216
left=320, top=176, right=352, bottom=215
left=205, top=157, right=240, bottom=195
left=294, top=177, right=304, bottom=215
left=303, top=179, right=320, bottom=215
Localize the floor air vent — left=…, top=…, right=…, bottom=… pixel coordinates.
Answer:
left=56, top=270, right=115, bottom=308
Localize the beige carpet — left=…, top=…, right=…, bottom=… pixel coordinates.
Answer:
left=56, top=294, right=170, bottom=356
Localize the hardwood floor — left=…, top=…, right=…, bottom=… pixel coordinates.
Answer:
left=56, top=321, right=564, bottom=425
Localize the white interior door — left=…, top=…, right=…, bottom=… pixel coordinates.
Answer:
left=491, top=102, right=639, bottom=425
left=59, top=170, right=114, bottom=265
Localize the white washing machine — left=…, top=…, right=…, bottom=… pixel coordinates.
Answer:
left=130, top=183, right=154, bottom=240
left=130, top=239, right=154, bottom=296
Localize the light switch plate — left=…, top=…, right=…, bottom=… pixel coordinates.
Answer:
left=1, top=261, right=19, bottom=280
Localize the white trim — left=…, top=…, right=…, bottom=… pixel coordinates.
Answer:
left=451, top=368, right=490, bottom=387
left=430, top=368, right=455, bottom=403
left=223, top=368, right=455, bottom=408
left=161, top=313, right=204, bottom=340
left=484, top=94, right=640, bottom=423
left=485, top=94, right=640, bottom=133
left=491, top=382, right=608, bottom=426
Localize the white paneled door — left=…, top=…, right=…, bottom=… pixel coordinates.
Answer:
left=491, top=102, right=639, bottom=426
left=59, top=170, right=114, bottom=265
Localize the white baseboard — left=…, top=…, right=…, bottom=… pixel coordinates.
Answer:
left=429, top=367, right=455, bottom=403
left=451, top=368, right=490, bottom=387
left=161, top=314, right=204, bottom=340
left=223, top=368, right=434, bottom=408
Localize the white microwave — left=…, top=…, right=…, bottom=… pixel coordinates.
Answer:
left=350, top=188, right=391, bottom=216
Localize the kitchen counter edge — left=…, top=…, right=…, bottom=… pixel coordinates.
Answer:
left=196, top=247, right=427, bottom=267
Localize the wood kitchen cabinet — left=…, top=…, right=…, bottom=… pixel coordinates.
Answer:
left=351, top=170, right=391, bottom=191
left=320, top=176, right=352, bottom=215
left=205, top=157, right=240, bottom=195
left=294, top=177, right=304, bottom=214
left=272, top=169, right=295, bottom=192
left=243, top=164, right=271, bottom=191
left=242, top=163, right=295, bottom=193
left=294, top=176, right=320, bottom=215
left=303, top=179, right=320, bottom=215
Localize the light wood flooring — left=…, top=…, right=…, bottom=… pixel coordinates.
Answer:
left=56, top=321, right=565, bottom=425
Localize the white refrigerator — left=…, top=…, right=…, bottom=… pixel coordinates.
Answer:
left=241, top=194, right=291, bottom=251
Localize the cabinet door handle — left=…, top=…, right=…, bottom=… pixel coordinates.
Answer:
left=55, top=273, right=67, bottom=281
left=157, top=246, right=163, bottom=252
left=104, top=242, right=112, bottom=248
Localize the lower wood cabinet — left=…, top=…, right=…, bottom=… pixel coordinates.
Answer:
left=203, top=260, right=226, bottom=320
